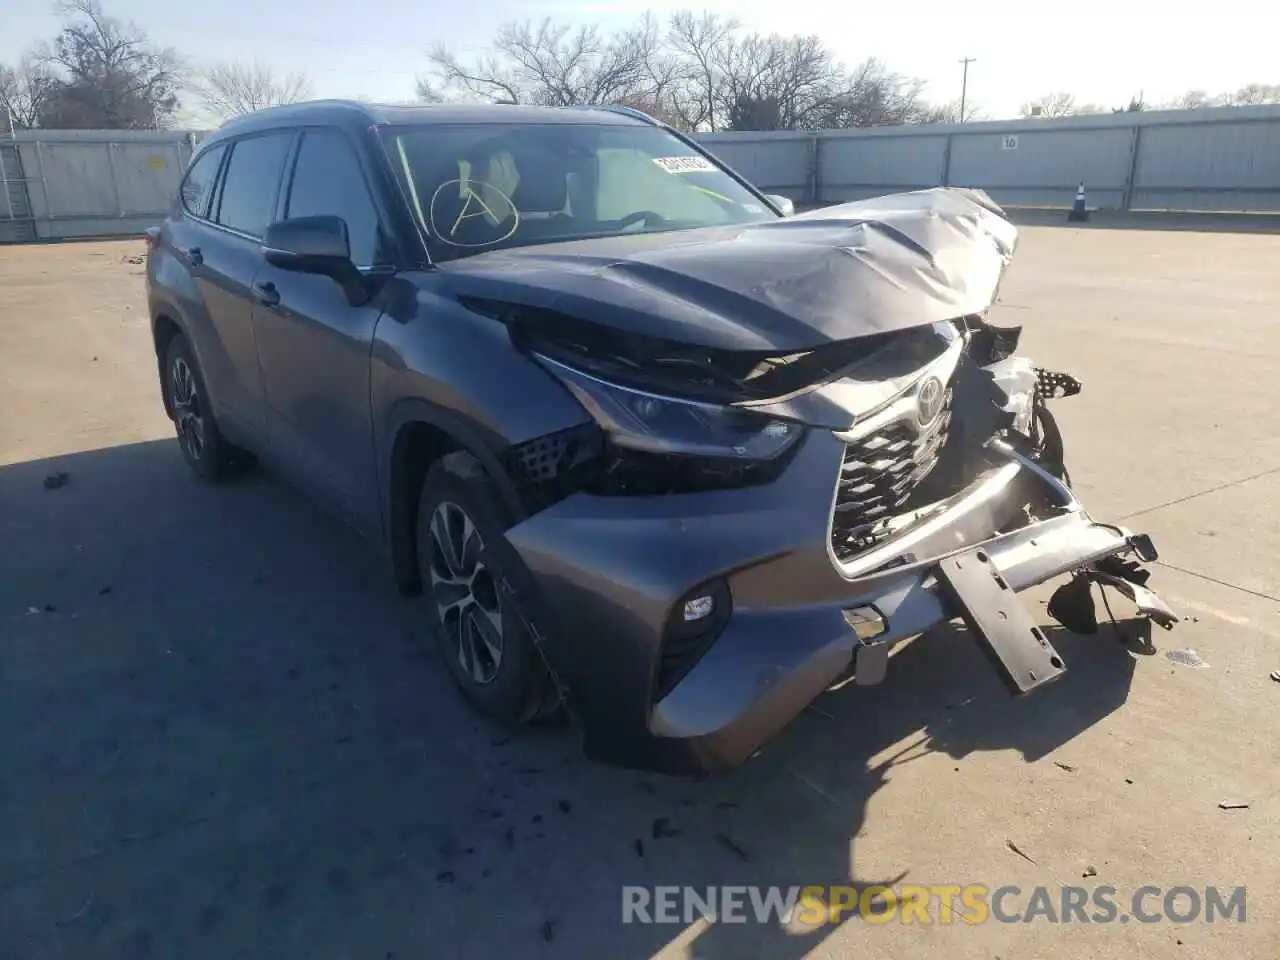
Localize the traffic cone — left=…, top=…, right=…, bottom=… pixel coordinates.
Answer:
left=1068, top=182, right=1089, bottom=222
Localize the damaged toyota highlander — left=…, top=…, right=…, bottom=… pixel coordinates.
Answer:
left=147, top=100, right=1178, bottom=774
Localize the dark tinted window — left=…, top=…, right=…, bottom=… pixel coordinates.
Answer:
left=180, top=144, right=225, bottom=217
left=215, top=133, right=292, bottom=238
left=286, top=130, right=383, bottom=266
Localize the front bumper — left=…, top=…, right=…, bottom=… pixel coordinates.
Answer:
left=505, top=429, right=1165, bottom=775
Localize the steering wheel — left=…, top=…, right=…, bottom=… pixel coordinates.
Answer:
left=614, top=210, right=667, bottom=230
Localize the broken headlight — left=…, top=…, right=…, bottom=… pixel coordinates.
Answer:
left=535, top=354, right=804, bottom=461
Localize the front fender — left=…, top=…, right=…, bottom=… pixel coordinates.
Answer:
left=370, top=278, right=592, bottom=580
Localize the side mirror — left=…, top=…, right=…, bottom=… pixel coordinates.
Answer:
left=765, top=194, right=795, bottom=217
left=262, top=215, right=369, bottom=305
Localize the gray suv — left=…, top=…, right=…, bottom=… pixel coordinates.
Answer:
left=145, top=99, right=1176, bottom=774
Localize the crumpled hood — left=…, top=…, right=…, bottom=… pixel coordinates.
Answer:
left=437, top=187, right=1018, bottom=352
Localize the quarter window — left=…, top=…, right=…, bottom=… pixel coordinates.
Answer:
left=179, top=144, right=225, bottom=218
left=214, top=132, right=293, bottom=238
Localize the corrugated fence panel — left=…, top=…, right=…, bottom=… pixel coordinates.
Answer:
left=111, top=141, right=189, bottom=216
left=947, top=125, right=1134, bottom=209
left=819, top=132, right=948, bottom=201
left=1131, top=118, right=1280, bottom=211
left=39, top=143, right=121, bottom=217
left=697, top=135, right=810, bottom=196
left=2, top=130, right=201, bottom=241
left=693, top=105, right=1280, bottom=214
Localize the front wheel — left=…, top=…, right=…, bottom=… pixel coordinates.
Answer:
left=416, top=451, right=560, bottom=726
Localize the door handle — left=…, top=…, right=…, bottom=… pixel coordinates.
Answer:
left=184, top=246, right=203, bottom=267
left=252, top=281, right=281, bottom=307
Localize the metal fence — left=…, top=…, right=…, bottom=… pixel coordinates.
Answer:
left=695, top=104, right=1280, bottom=213
left=4, top=104, right=1280, bottom=244
left=0, top=129, right=197, bottom=243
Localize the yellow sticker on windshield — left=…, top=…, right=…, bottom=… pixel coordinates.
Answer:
left=652, top=155, right=716, bottom=174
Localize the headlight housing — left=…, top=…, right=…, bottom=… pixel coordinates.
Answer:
left=535, top=354, right=804, bottom=461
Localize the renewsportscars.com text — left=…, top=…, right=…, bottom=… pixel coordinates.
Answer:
left=621, top=884, right=1247, bottom=926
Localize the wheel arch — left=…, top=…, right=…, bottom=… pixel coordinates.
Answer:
left=382, top=399, right=527, bottom=595
left=152, top=312, right=185, bottom=417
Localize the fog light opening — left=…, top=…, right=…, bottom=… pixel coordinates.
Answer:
left=843, top=605, right=887, bottom=641
left=683, top=594, right=716, bottom=622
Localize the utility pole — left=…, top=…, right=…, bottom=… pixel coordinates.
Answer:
left=958, top=57, right=976, bottom=123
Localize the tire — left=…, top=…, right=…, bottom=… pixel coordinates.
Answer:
left=163, top=334, right=246, bottom=481
left=416, top=450, right=560, bottom=726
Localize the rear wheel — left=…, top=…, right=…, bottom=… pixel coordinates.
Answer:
left=163, top=335, right=248, bottom=480
left=416, top=451, right=560, bottom=726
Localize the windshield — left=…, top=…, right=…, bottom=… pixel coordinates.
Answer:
left=381, top=122, right=778, bottom=261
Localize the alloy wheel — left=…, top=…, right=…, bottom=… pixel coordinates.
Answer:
left=170, top=356, right=205, bottom=462
left=427, top=500, right=505, bottom=685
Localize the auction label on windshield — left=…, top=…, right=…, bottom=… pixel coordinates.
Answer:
left=652, top=155, right=717, bottom=174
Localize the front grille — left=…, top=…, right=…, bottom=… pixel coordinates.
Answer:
left=830, top=389, right=953, bottom=560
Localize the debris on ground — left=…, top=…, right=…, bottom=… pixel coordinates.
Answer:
left=1218, top=801, right=1250, bottom=811
left=1083, top=865, right=1097, bottom=878
left=716, top=834, right=750, bottom=862
left=1006, top=840, right=1037, bottom=865
left=1270, top=670, right=1280, bottom=683
left=99, top=586, right=112, bottom=595
left=652, top=817, right=681, bottom=840
left=1053, top=761, right=1077, bottom=773
left=435, top=870, right=455, bottom=884
left=1125, top=778, right=1135, bottom=785
left=42, top=471, right=70, bottom=490
left=541, top=919, right=557, bottom=942
left=557, top=799, right=572, bottom=814
left=1166, top=648, right=1209, bottom=669
left=53, top=893, right=94, bottom=927
left=122, top=254, right=145, bottom=265
left=25, top=607, right=42, bottom=616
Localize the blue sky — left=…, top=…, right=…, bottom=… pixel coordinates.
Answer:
left=4, top=0, right=1277, bottom=120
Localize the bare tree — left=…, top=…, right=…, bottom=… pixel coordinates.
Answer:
left=1222, top=82, right=1280, bottom=106
left=419, top=11, right=941, bottom=132
left=193, top=60, right=313, bottom=121
left=808, top=56, right=931, bottom=128
left=0, top=56, right=59, bottom=130
left=420, top=18, right=653, bottom=108
left=32, top=0, right=184, bottom=129
left=665, top=11, right=737, bottom=130
left=1165, top=89, right=1215, bottom=110
left=1019, top=91, right=1078, bottom=118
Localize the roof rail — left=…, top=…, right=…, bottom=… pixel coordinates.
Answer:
left=591, top=104, right=661, bottom=126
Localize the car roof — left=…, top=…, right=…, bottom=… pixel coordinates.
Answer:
left=205, top=99, right=654, bottom=144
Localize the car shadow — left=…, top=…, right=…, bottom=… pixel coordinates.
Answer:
left=0, top=439, right=1149, bottom=960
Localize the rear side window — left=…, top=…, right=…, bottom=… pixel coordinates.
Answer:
left=180, top=144, right=225, bottom=218
left=214, top=132, right=293, bottom=238
left=285, top=129, right=384, bottom=267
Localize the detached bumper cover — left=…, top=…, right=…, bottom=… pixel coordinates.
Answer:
left=505, top=430, right=1167, bottom=775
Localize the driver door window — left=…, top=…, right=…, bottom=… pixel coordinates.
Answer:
left=285, top=130, right=384, bottom=267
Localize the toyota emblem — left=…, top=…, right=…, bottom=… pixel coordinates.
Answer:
left=916, top=377, right=945, bottom=426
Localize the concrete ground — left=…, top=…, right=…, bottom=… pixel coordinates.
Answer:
left=0, top=229, right=1278, bottom=960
